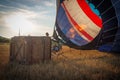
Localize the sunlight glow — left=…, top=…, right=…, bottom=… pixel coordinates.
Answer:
left=5, top=12, right=36, bottom=36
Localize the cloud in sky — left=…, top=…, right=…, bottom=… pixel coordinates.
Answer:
left=0, top=0, right=56, bottom=38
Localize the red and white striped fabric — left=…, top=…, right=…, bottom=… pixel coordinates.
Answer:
left=61, top=0, right=102, bottom=42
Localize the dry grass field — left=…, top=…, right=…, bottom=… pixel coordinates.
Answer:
left=0, top=43, right=9, bottom=66
left=0, top=43, right=120, bottom=80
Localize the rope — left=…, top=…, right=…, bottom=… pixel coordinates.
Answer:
left=102, top=16, right=118, bottom=25
left=94, top=0, right=120, bottom=48
left=88, top=0, right=120, bottom=16
left=103, top=27, right=118, bottom=33
left=100, top=0, right=120, bottom=16
left=95, top=0, right=104, bottom=9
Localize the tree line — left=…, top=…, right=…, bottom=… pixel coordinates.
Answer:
left=0, top=36, right=10, bottom=43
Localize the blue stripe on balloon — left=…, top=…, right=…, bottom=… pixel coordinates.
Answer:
left=57, top=5, right=88, bottom=46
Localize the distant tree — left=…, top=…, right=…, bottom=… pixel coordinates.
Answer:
left=0, top=36, right=10, bottom=43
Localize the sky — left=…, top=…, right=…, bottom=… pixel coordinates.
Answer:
left=0, top=0, right=56, bottom=38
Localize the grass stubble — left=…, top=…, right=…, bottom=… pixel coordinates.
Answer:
left=0, top=43, right=120, bottom=80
